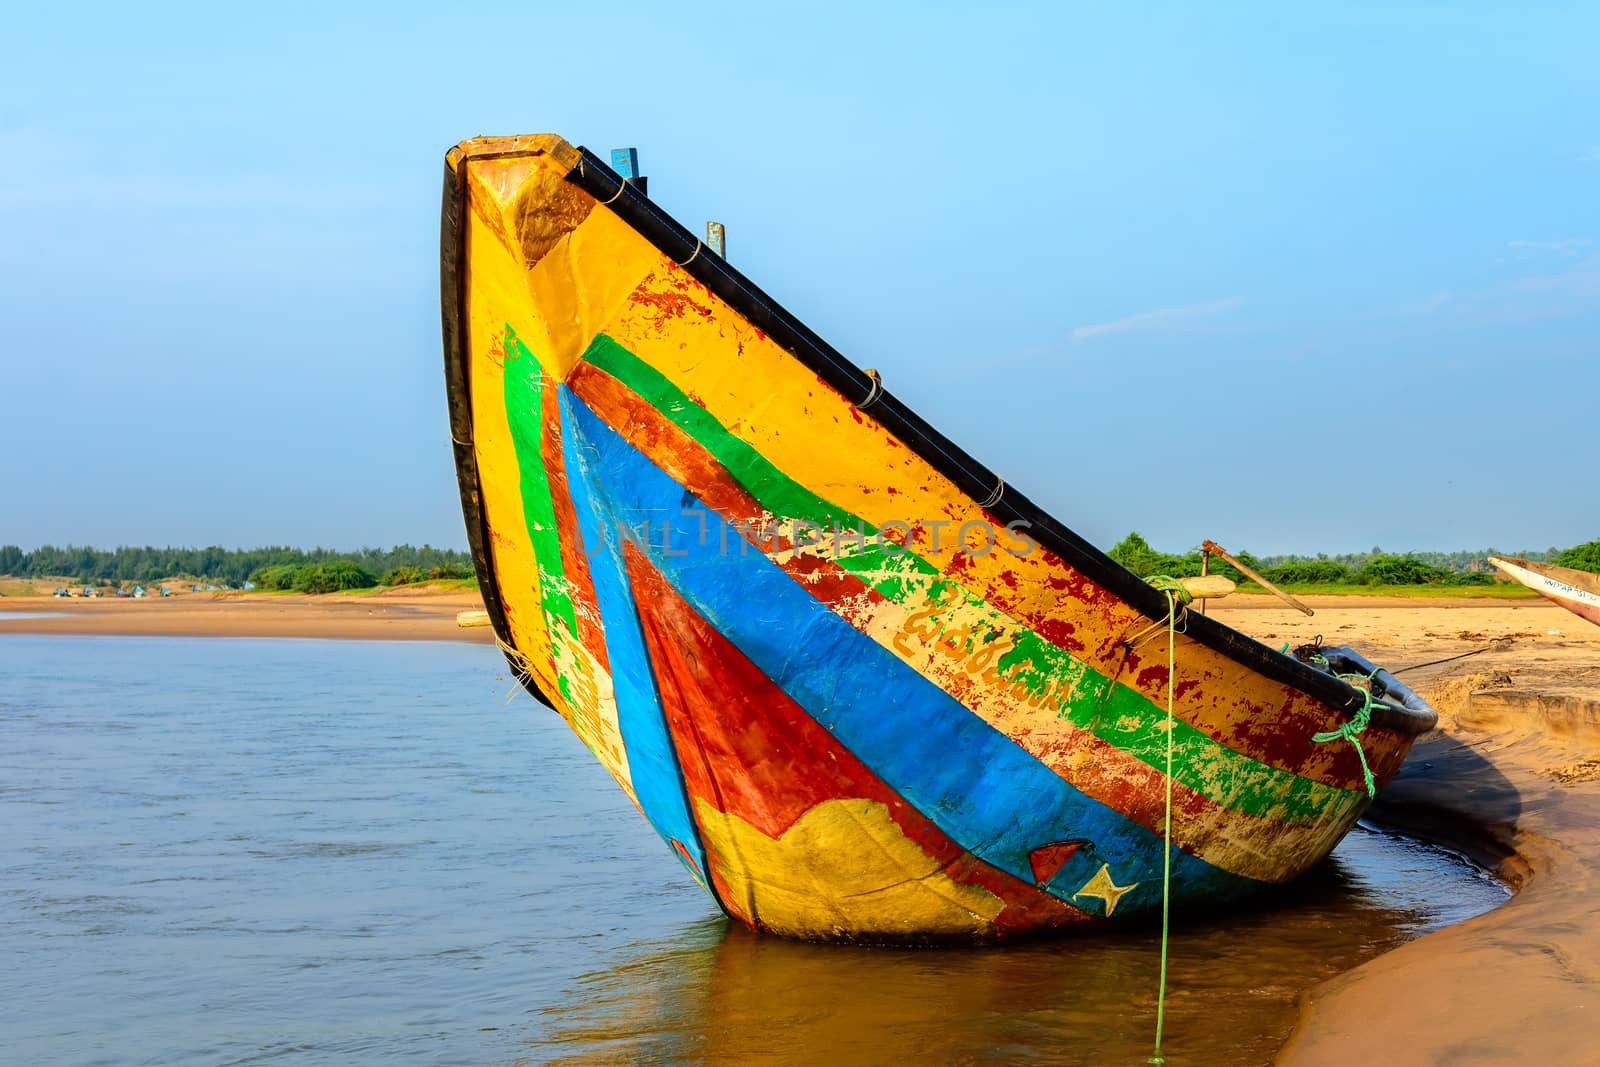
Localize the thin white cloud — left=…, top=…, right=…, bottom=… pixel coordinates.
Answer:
left=1581, top=146, right=1600, bottom=163
left=1508, top=238, right=1592, bottom=257
left=1070, top=297, right=1244, bottom=343
left=1511, top=262, right=1600, bottom=298
left=1397, top=256, right=1600, bottom=329
left=1406, top=290, right=1454, bottom=315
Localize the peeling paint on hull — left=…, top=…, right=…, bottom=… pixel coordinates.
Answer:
left=440, top=134, right=1432, bottom=942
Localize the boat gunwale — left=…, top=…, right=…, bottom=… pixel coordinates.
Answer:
left=439, top=137, right=1436, bottom=739
left=439, top=154, right=551, bottom=707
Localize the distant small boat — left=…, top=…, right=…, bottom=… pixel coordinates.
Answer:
left=441, top=134, right=1437, bottom=942
left=1488, top=556, right=1600, bottom=628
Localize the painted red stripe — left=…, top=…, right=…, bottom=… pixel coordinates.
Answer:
left=562, top=361, right=1401, bottom=791
left=564, top=364, right=1389, bottom=816
left=539, top=375, right=608, bottom=667
left=624, top=541, right=1090, bottom=937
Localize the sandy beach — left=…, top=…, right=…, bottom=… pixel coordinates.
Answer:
left=5, top=588, right=1598, bottom=1062
left=1205, top=594, right=1600, bottom=1064
left=0, top=586, right=495, bottom=643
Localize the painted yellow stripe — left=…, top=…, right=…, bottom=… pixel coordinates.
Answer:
left=576, top=339, right=1361, bottom=826
left=566, top=359, right=1360, bottom=883
left=578, top=255, right=1393, bottom=789
left=457, top=147, right=1403, bottom=810
left=460, top=152, right=636, bottom=802
left=694, top=797, right=1008, bottom=940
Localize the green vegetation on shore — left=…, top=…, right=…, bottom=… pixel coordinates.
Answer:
left=249, top=560, right=475, bottom=593
left=1107, top=533, right=1600, bottom=595
left=0, top=544, right=475, bottom=589
left=5, top=535, right=1596, bottom=599
left=1553, top=540, right=1600, bottom=573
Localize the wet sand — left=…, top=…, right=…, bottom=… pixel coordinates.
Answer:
left=1206, top=595, right=1600, bottom=1065
left=4, top=588, right=1596, bottom=1061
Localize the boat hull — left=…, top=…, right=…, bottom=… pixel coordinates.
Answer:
left=441, top=135, right=1433, bottom=942
left=1488, top=556, right=1600, bottom=628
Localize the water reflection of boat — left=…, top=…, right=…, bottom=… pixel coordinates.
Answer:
left=441, top=134, right=1437, bottom=942
left=1487, top=556, right=1600, bottom=628
left=524, top=830, right=1503, bottom=1065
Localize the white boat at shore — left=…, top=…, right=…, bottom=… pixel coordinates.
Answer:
left=1487, top=556, right=1600, bottom=628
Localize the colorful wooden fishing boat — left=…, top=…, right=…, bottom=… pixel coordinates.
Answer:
left=1488, top=556, right=1600, bottom=628
left=440, top=134, right=1437, bottom=943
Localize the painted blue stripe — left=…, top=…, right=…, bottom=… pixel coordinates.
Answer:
left=561, top=391, right=1261, bottom=916
left=556, top=385, right=710, bottom=889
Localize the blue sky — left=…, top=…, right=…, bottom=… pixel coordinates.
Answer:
left=4, top=2, right=1596, bottom=556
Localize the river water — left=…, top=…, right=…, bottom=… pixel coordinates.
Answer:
left=1, top=635, right=1506, bottom=1065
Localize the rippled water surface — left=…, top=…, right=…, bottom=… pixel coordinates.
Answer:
left=1, top=635, right=1506, bottom=1065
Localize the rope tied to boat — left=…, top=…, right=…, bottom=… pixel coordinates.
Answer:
left=1312, top=675, right=1379, bottom=798
left=1144, top=575, right=1193, bottom=606
left=1122, top=576, right=1192, bottom=651
left=1144, top=576, right=1183, bottom=1066
left=977, top=476, right=1006, bottom=510
left=495, top=636, right=537, bottom=706
left=855, top=368, right=883, bottom=410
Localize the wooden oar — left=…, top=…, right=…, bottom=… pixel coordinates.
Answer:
left=1202, top=539, right=1315, bottom=617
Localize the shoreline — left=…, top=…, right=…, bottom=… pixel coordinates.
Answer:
left=1277, top=714, right=1597, bottom=1064
left=0, top=589, right=1551, bottom=642
left=0, top=587, right=496, bottom=643
left=5, top=590, right=1597, bottom=1061
left=1275, top=677, right=1600, bottom=1064
left=1201, top=597, right=1599, bottom=1064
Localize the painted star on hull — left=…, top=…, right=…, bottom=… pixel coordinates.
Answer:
left=1073, top=864, right=1139, bottom=917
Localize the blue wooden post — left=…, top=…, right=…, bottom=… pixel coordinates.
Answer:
left=706, top=221, right=725, bottom=260
left=610, top=147, right=647, bottom=196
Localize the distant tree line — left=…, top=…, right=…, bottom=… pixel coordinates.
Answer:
left=1109, top=533, right=1600, bottom=586
left=0, top=544, right=474, bottom=586
left=250, top=560, right=473, bottom=593
left=7, top=535, right=1597, bottom=593
left=1254, top=546, right=1561, bottom=572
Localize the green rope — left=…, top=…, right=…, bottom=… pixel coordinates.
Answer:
left=1136, top=589, right=1382, bottom=1065
left=1146, top=581, right=1180, bottom=1066
left=1144, top=575, right=1193, bottom=606
left=1312, top=678, right=1378, bottom=797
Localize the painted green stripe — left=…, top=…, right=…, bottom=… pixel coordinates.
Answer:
left=582, top=332, right=1357, bottom=822
left=502, top=326, right=578, bottom=640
